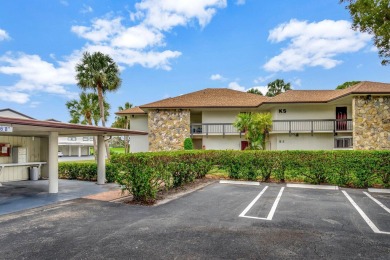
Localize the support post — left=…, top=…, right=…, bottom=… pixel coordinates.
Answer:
left=78, top=146, right=81, bottom=157
left=97, top=135, right=105, bottom=185
left=48, top=132, right=58, bottom=193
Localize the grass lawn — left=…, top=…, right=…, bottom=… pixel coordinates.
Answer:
left=110, top=147, right=125, bottom=154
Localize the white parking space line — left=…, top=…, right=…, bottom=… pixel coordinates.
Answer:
left=219, top=180, right=260, bottom=186
left=239, top=186, right=268, bottom=218
left=363, top=192, right=390, bottom=214
left=342, top=190, right=390, bottom=235
left=239, top=186, right=284, bottom=221
left=286, top=183, right=338, bottom=190
left=267, top=187, right=285, bottom=220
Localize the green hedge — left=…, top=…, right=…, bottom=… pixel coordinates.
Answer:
left=60, top=150, right=389, bottom=203
left=58, top=162, right=117, bottom=183
left=110, top=150, right=389, bottom=202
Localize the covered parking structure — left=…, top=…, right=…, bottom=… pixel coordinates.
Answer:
left=0, top=116, right=147, bottom=193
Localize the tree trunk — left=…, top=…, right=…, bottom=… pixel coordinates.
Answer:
left=86, top=115, right=98, bottom=163
left=97, top=84, right=111, bottom=160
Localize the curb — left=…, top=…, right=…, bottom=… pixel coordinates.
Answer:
left=368, top=188, right=390, bottom=194
left=286, top=183, right=339, bottom=190
left=219, top=180, right=260, bottom=186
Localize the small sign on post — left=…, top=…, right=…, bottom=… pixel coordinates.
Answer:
left=0, top=126, right=13, bottom=133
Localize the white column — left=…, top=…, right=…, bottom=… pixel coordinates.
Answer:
left=68, top=146, right=71, bottom=156
left=97, top=135, right=105, bottom=185
left=48, top=132, right=59, bottom=193
left=78, top=146, right=82, bottom=157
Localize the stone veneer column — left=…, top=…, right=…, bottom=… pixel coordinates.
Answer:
left=148, top=109, right=190, bottom=151
left=353, top=96, right=390, bottom=150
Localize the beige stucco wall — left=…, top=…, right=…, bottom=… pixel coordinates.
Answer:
left=129, top=115, right=149, bottom=152
left=130, top=115, right=148, bottom=131
left=202, top=111, right=241, bottom=124
left=271, top=104, right=352, bottom=120
left=130, top=136, right=149, bottom=153
left=0, top=110, right=31, bottom=119
left=353, top=96, right=390, bottom=150
left=270, top=133, right=334, bottom=150
left=202, top=135, right=244, bottom=150
left=148, top=109, right=190, bottom=151
left=0, top=136, right=42, bottom=182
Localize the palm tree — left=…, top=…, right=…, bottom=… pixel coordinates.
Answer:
left=66, top=92, right=110, bottom=161
left=112, top=102, right=133, bottom=153
left=233, top=112, right=272, bottom=150
left=75, top=51, right=121, bottom=159
left=266, top=79, right=291, bottom=97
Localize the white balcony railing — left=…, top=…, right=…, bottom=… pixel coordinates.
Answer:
left=190, top=119, right=353, bottom=136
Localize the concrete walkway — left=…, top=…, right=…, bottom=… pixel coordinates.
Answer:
left=0, top=179, right=121, bottom=215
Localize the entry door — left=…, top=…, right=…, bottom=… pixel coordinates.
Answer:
left=336, top=107, right=347, bottom=130
left=241, top=141, right=249, bottom=150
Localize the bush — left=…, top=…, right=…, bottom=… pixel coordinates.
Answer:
left=184, top=138, right=194, bottom=150
left=58, top=162, right=117, bottom=182
left=109, top=150, right=390, bottom=203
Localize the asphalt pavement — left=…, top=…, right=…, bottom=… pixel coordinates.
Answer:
left=0, top=183, right=389, bottom=259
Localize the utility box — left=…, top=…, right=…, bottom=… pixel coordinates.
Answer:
left=12, top=147, right=27, bottom=163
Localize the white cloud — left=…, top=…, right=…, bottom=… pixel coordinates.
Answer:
left=0, top=53, right=78, bottom=100
left=71, top=18, right=123, bottom=43
left=253, top=74, right=275, bottom=84
left=111, top=25, right=164, bottom=49
left=228, top=81, right=245, bottom=91
left=236, top=0, right=246, bottom=5
left=0, top=29, right=10, bottom=41
left=81, top=4, right=93, bottom=14
left=210, top=73, right=225, bottom=81
left=0, top=89, right=30, bottom=104
left=29, top=101, right=41, bottom=108
left=227, top=81, right=267, bottom=95
left=264, top=19, right=372, bottom=72
left=291, top=78, right=301, bottom=87
left=0, top=1, right=226, bottom=104
left=133, top=0, right=227, bottom=31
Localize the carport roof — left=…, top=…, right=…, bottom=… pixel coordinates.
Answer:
left=0, top=116, right=148, bottom=137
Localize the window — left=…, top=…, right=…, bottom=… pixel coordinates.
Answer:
left=82, top=137, right=89, bottom=141
left=67, top=137, right=76, bottom=141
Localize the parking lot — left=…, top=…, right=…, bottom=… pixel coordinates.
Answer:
left=0, top=182, right=389, bottom=259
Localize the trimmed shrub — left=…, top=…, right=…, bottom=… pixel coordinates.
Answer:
left=184, top=138, right=194, bottom=150
left=58, top=162, right=117, bottom=182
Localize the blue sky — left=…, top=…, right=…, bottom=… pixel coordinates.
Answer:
left=0, top=0, right=388, bottom=124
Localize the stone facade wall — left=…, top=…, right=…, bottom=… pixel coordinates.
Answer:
left=148, top=109, right=190, bottom=151
left=353, top=96, right=390, bottom=150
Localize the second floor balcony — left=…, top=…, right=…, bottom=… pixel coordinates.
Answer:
left=190, top=119, right=352, bottom=136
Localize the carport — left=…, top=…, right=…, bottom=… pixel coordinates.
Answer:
left=0, top=116, right=147, bottom=193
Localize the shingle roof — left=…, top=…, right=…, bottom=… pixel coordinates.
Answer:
left=115, top=106, right=147, bottom=115
left=140, top=88, right=270, bottom=108
left=264, top=81, right=390, bottom=104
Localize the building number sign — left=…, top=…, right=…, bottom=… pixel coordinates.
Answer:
left=0, top=126, right=13, bottom=132
left=278, top=109, right=287, bottom=114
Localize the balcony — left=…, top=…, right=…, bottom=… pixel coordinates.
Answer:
left=191, top=123, right=240, bottom=137
left=271, top=119, right=352, bottom=135
left=190, top=119, right=353, bottom=137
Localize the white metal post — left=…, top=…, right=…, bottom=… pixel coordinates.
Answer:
left=48, top=132, right=59, bottom=193
left=78, top=146, right=81, bottom=157
left=97, top=135, right=105, bottom=185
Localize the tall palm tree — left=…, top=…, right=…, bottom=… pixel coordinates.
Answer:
left=75, top=51, right=121, bottom=159
left=266, top=79, right=291, bottom=97
left=112, top=102, right=133, bottom=153
left=66, top=92, right=110, bottom=161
